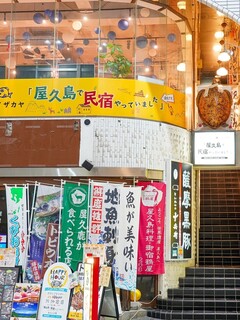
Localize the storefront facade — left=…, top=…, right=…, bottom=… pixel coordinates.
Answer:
left=0, top=1, right=239, bottom=314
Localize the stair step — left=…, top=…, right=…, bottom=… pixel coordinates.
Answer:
left=147, top=310, right=240, bottom=320
left=198, top=256, right=240, bottom=266
left=200, top=225, right=240, bottom=232
left=200, top=218, right=240, bottom=225
left=186, top=267, right=240, bottom=278
left=201, top=200, right=240, bottom=206
left=199, top=240, right=240, bottom=248
left=199, top=248, right=240, bottom=256
left=201, top=213, right=240, bottom=218
left=201, top=206, right=240, bottom=213
left=199, top=232, right=240, bottom=240
left=168, top=287, right=240, bottom=299
left=157, top=298, right=240, bottom=311
left=179, top=277, right=240, bottom=288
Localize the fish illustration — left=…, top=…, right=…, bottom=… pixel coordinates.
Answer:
left=0, top=87, right=13, bottom=98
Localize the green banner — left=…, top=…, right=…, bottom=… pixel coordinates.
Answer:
left=59, top=183, right=89, bottom=271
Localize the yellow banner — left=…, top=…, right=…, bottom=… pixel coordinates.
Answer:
left=0, top=78, right=186, bottom=128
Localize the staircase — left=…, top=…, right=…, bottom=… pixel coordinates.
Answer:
left=147, top=267, right=240, bottom=319
left=147, top=170, right=240, bottom=319
left=199, top=170, right=240, bottom=266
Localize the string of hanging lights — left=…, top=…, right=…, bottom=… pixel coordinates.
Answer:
left=215, top=20, right=231, bottom=77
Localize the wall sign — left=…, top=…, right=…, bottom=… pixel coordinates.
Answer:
left=166, top=161, right=192, bottom=260
left=193, top=131, right=236, bottom=165
left=0, top=78, right=186, bottom=129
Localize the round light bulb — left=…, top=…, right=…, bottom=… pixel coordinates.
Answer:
left=216, top=67, right=228, bottom=76
left=72, top=20, right=82, bottom=31
left=218, top=51, right=231, bottom=62
left=215, top=31, right=224, bottom=39
left=213, top=44, right=222, bottom=52
left=177, top=1, right=186, bottom=10
left=177, top=62, right=186, bottom=72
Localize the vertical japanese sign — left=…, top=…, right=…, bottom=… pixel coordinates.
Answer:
left=101, top=183, right=120, bottom=266
left=41, top=223, right=59, bottom=278
left=137, top=182, right=166, bottom=275
left=115, top=187, right=141, bottom=290
left=89, top=182, right=121, bottom=267
left=5, top=186, right=28, bottom=266
left=166, top=161, right=192, bottom=260
left=83, top=263, right=92, bottom=320
left=59, top=182, right=89, bottom=271
left=26, top=184, right=61, bottom=282
left=37, top=262, right=72, bottom=320
left=88, top=183, right=105, bottom=245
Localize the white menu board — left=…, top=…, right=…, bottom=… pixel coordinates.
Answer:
left=37, top=262, right=72, bottom=320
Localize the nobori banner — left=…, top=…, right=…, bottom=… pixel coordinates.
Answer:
left=0, top=78, right=186, bottom=128
left=5, top=185, right=28, bottom=267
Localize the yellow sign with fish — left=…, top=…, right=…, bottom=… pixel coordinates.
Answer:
left=0, top=78, right=186, bottom=128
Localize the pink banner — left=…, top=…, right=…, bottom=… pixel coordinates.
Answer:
left=137, top=182, right=166, bottom=275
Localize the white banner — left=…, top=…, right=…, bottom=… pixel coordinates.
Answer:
left=114, top=187, right=141, bottom=290
left=88, top=182, right=121, bottom=266
left=6, top=185, right=28, bottom=266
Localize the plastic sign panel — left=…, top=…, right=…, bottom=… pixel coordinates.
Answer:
left=193, top=131, right=235, bottom=165
left=37, top=262, right=72, bottom=320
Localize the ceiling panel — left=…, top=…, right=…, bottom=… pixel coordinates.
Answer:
left=199, top=0, right=240, bottom=23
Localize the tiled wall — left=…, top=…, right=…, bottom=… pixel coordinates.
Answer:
left=80, top=118, right=191, bottom=169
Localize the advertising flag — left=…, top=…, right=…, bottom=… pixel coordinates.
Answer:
left=26, top=184, right=61, bottom=282
left=115, top=187, right=141, bottom=290
left=5, top=186, right=28, bottom=266
left=59, top=182, right=89, bottom=271
left=137, top=182, right=166, bottom=275
left=88, top=182, right=121, bottom=266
